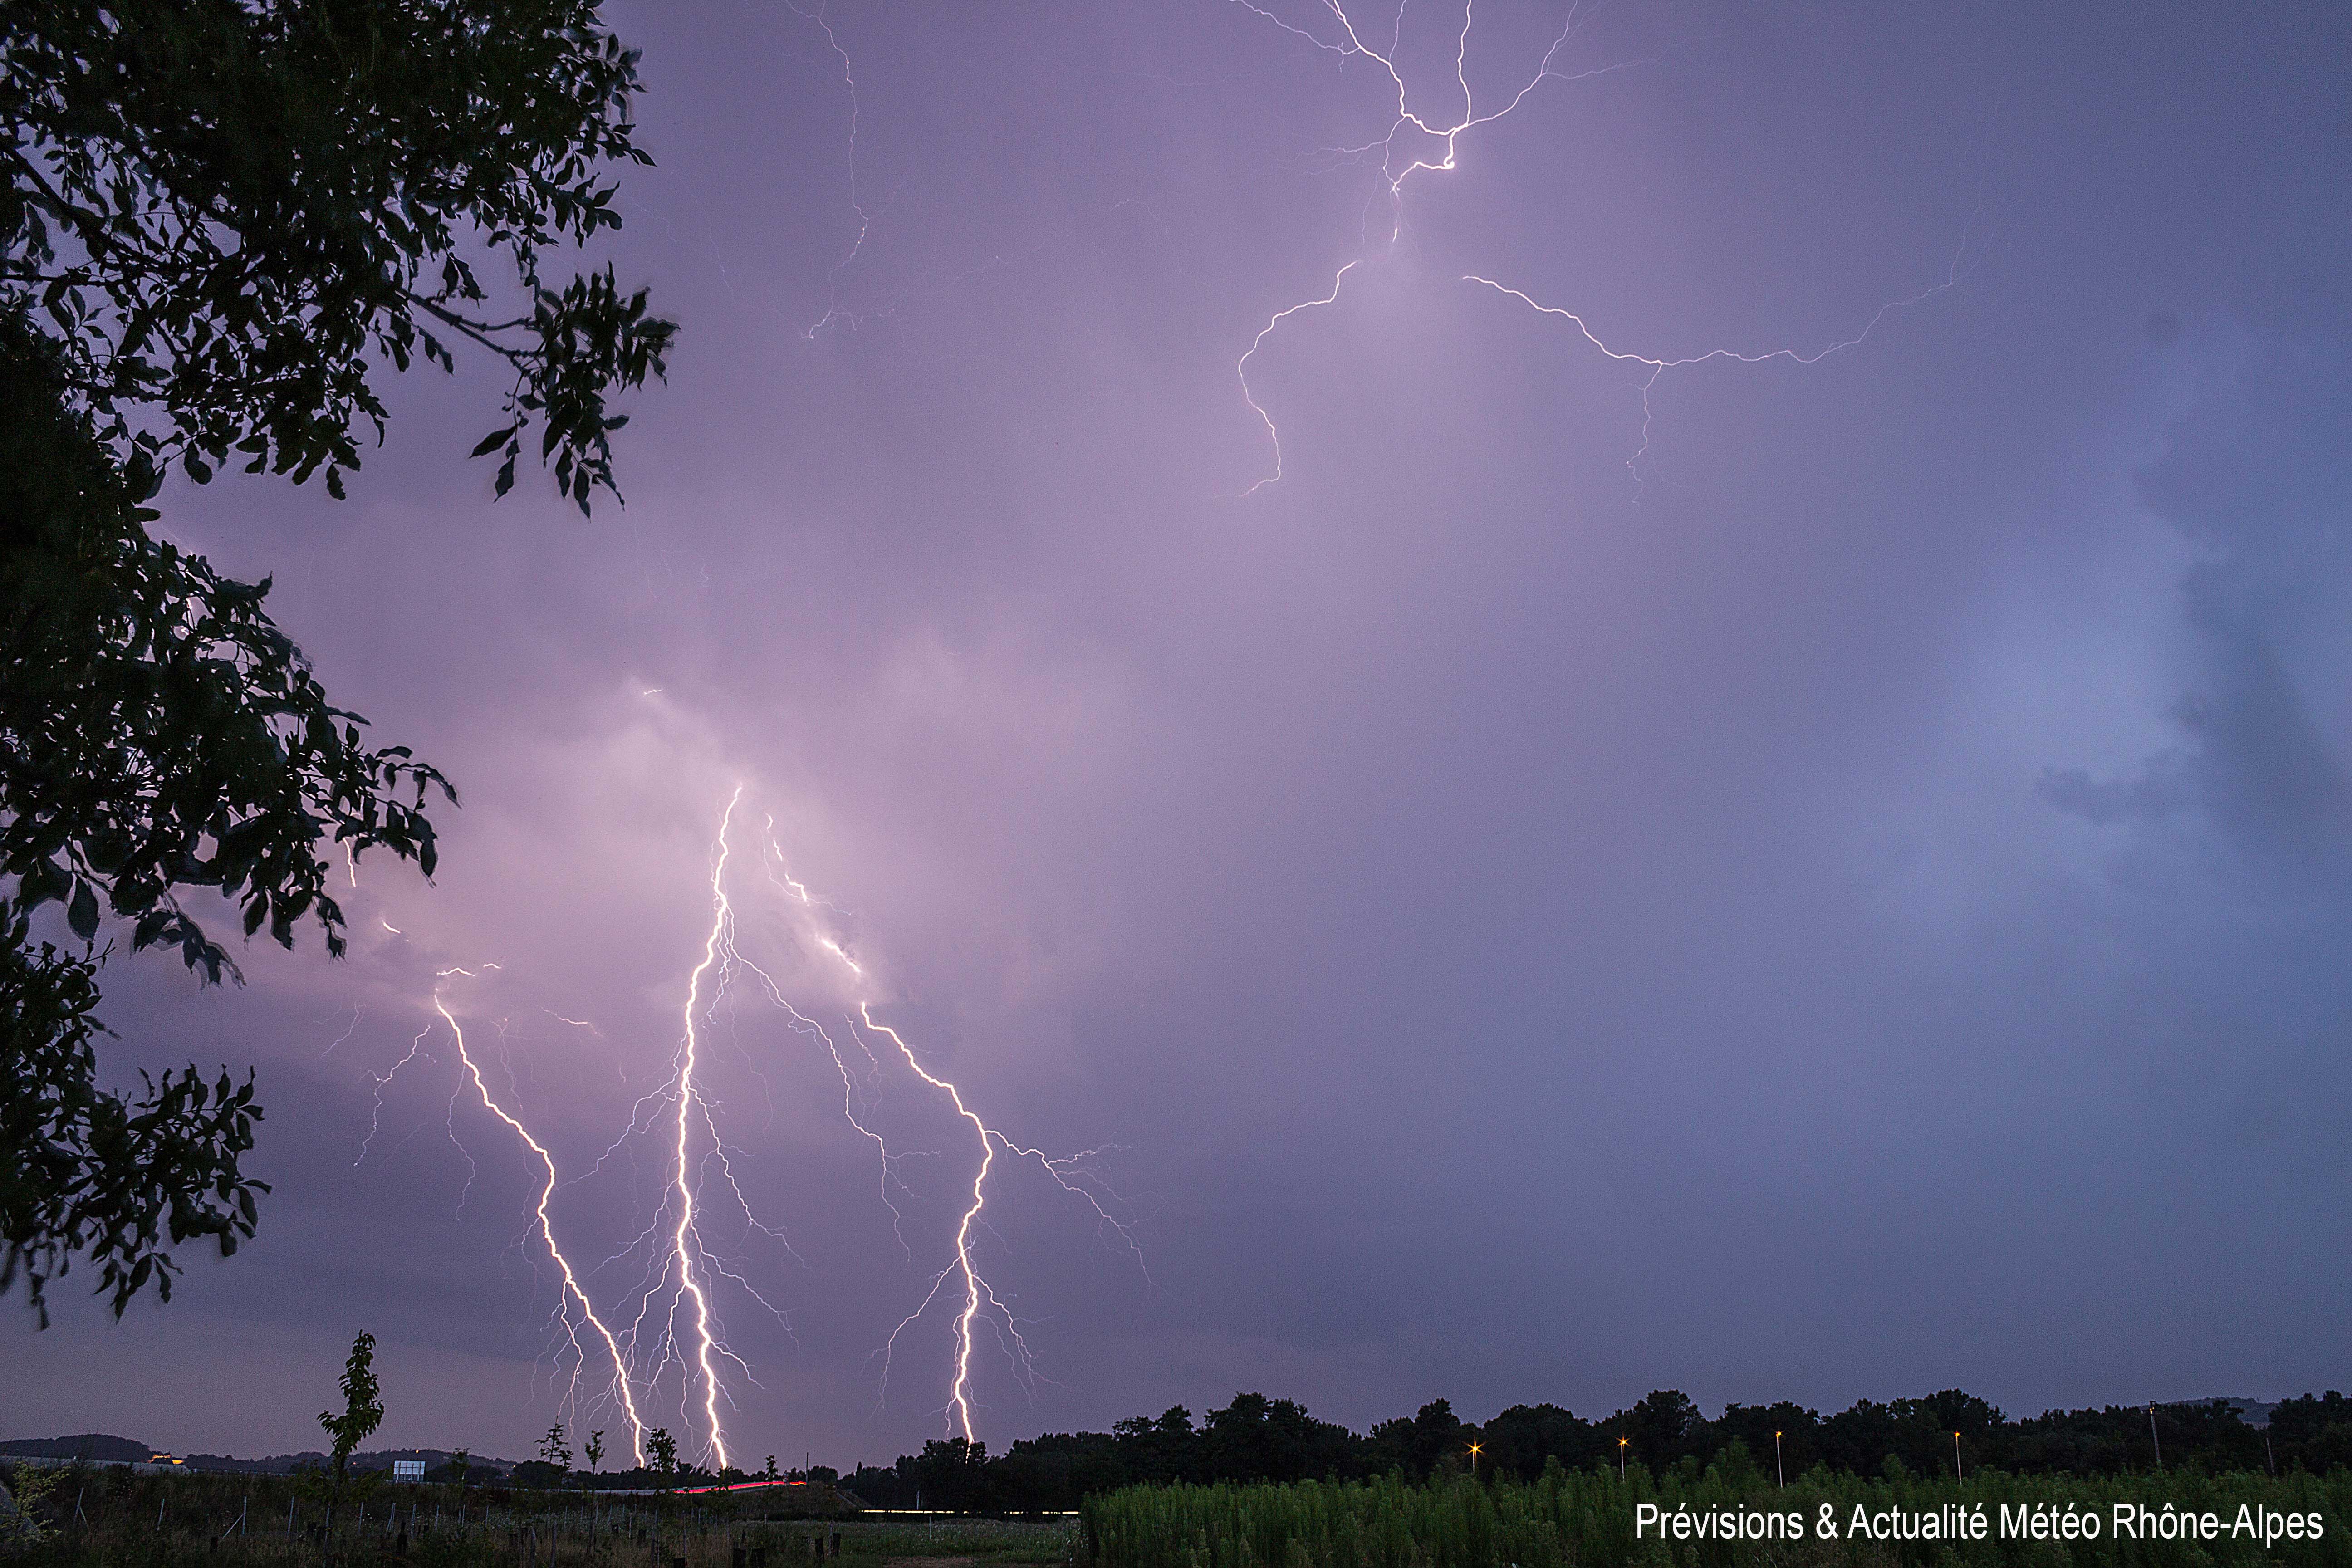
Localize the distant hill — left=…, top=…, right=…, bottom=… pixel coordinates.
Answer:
left=172, top=1450, right=330, bottom=1476
left=2, top=1438, right=512, bottom=1474
left=0, top=1436, right=151, bottom=1463
left=173, top=1450, right=514, bottom=1476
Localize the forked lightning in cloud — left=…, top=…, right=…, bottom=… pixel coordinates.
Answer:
left=1227, top=0, right=1972, bottom=494
left=789, top=3, right=875, bottom=340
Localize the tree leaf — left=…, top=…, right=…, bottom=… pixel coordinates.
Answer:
left=67, top=881, right=100, bottom=942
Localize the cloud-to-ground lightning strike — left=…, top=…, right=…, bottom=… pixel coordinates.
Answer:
left=580, top=784, right=801, bottom=1471
left=352, top=781, right=1137, bottom=1464
left=1227, top=0, right=1970, bottom=494
left=363, top=966, right=651, bottom=1462
left=355, top=929, right=791, bottom=1471
left=356, top=832, right=777, bottom=1472
left=437, top=978, right=654, bottom=1464
left=655, top=783, right=754, bottom=1473
left=616, top=788, right=1137, bottom=1448
left=746, top=806, right=1143, bottom=1442
left=846, top=1004, right=1140, bottom=1442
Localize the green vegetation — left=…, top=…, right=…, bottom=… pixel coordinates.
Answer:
left=1, top=0, right=672, bottom=1324
left=10, top=1433, right=2350, bottom=1568
left=646, top=1431, right=678, bottom=1493
left=844, top=1388, right=2352, bottom=1514
left=1081, top=1467, right=2352, bottom=1568
left=318, top=1335, right=385, bottom=1486
left=0, top=1463, right=1071, bottom=1568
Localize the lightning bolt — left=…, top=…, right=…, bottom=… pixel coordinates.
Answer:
left=1459, top=263, right=1972, bottom=485
left=343, top=779, right=1135, bottom=1463
left=576, top=784, right=803, bottom=1473
left=354, top=963, right=651, bottom=1462
left=665, top=784, right=748, bottom=1472
left=1226, top=0, right=1971, bottom=494
left=1237, top=262, right=1362, bottom=496
left=748, top=799, right=1144, bottom=1441
left=790, top=2, right=875, bottom=341
left=321, top=1003, right=365, bottom=1058
left=434, top=975, right=653, bottom=1463
left=784, top=920, right=1141, bottom=1441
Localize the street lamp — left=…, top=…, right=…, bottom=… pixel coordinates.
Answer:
left=1953, top=1432, right=1963, bottom=1483
left=1467, top=1443, right=1481, bottom=1483
left=1773, top=1431, right=1784, bottom=1488
left=2148, top=1406, right=2163, bottom=1472
left=1617, top=1436, right=1627, bottom=1480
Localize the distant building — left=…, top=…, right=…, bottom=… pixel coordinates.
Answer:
left=392, top=1461, right=426, bottom=1482
left=147, top=1454, right=184, bottom=1466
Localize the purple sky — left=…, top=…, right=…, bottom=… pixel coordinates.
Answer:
left=19, top=1, right=2352, bottom=1472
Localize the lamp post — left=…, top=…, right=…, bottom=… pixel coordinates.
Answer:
left=1468, top=1443, right=1481, bottom=1484
left=1774, top=1432, right=1784, bottom=1488
left=1953, top=1432, right=1963, bottom=1483
left=1617, top=1437, right=1627, bottom=1480
left=2148, top=1406, right=2163, bottom=1472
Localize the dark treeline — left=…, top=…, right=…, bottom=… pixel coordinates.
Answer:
left=844, top=1389, right=2352, bottom=1513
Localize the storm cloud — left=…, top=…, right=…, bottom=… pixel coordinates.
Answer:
left=16, top=1, right=2352, bottom=1470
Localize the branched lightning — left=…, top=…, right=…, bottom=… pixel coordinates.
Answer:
left=747, top=799, right=1145, bottom=1442
left=1226, top=0, right=1970, bottom=493
left=321, top=1003, right=365, bottom=1058
left=1460, top=255, right=1973, bottom=483
left=1237, top=261, right=1362, bottom=496
left=580, top=784, right=806, bottom=1471
left=436, top=977, right=653, bottom=1463
left=357, top=964, right=651, bottom=1462
left=343, top=781, right=1137, bottom=1465
left=661, top=784, right=749, bottom=1471
left=847, top=1004, right=1138, bottom=1439
left=791, top=2, right=876, bottom=340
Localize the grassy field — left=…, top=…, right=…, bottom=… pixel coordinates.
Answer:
left=1079, top=1466, right=2352, bottom=1567
left=15, top=1460, right=2352, bottom=1567
left=0, top=1467, right=1075, bottom=1568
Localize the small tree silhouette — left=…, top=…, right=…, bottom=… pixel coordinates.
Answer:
left=646, top=1428, right=679, bottom=1491
left=539, top=1425, right=573, bottom=1474
left=318, top=1333, right=384, bottom=1486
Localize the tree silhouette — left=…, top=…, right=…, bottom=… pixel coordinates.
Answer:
left=2, top=0, right=674, bottom=1323
left=645, top=1428, right=678, bottom=1491
left=318, top=1331, right=384, bottom=1485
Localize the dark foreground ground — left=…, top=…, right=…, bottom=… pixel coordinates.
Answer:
left=10, top=1459, right=2352, bottom=1566
left=1080, top=1468, right=2352, bottom=1567
left=0, top=1468, right=1072, bottom=1568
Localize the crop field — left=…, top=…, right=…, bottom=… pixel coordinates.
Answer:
left=1078, top=1467, right=2352, bottom=1567
left=0, top=1468, right=1074, bottom=1568
left=14, top=1460, right=2352, bottom=1568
